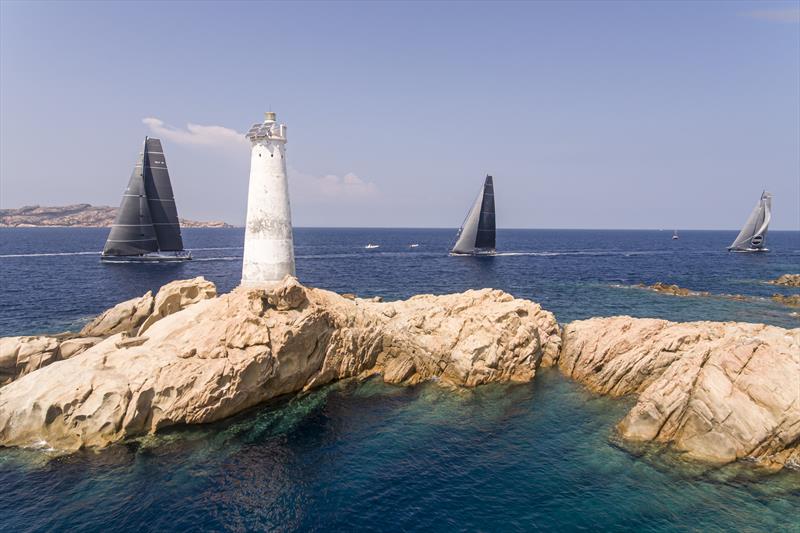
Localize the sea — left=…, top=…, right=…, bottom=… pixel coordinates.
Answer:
left=0, top=227, right=798, bottom=532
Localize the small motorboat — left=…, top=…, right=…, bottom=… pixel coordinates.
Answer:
left=409, top=243, right=419, bottom=248
left=365, top=243, right=380, bottom=249
left=672, top=230, right=679, bottom=240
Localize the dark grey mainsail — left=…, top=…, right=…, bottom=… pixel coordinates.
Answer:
left=728, top=191, right=772, bottom=252
left=102, top=138, right=189, bottom=261
left=451, top=175, right=496, bottom=255
left=142, top=138, right=184, bottom=251
left=102, top=140, right=159, bottom=256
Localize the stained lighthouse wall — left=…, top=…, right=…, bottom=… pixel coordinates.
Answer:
left=241, top=115, right=296, bottom=286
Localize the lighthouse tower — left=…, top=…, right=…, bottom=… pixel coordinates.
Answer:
left=241, top=111, right=296, bottom=287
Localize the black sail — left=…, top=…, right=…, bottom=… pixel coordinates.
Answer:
left=103, top=143, right=159, bottom=256
left=474, top=175, right=496, bottom=250
left=143, top=138, right=184, bottom=251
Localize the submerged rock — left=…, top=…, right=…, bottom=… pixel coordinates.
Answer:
left=0, top=277, right=560, bottom=451
left=640, top=282, right=710, bottom=297
left=550, top=316, right=800, bottom=469
left=772, top=294, right=800, bottom=308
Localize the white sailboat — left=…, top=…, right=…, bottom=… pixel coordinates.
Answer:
left=450, top=175, right=496, bottom=256
left=672, top=230, right=679, bottom=240
left=728, top=191, right=772, bottom=253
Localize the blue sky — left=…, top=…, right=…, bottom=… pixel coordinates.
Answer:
left=1, top=0, right=798, bottom=229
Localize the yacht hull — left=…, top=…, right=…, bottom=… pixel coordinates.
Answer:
left=449, top=250, right=496, bottom=257
left=101, top=251, right=192, bottom=263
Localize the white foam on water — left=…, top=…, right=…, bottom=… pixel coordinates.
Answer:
left=0, top=251, right=99, bottom=258
left=189, top=247, right=244, bottom=251
left=192, top=256, right=240, bottom=262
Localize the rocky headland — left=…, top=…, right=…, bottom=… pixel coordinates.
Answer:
left=0, top=204, right=232, bottom=228
left=0, top=277, right=797, bottom=472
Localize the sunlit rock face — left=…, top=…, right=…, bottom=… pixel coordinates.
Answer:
left=0, top=277, right=560, bottom=451
left=552, top=316, right=800, bottom=470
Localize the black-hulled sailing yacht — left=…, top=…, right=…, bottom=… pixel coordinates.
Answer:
left=101, top=137, right=191, bottom=262
left=450, top=175, right=496, bottom=256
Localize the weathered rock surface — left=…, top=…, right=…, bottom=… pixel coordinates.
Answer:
left=79, top=292, right=155, bottom=337
left=0, top=278, right=216, bottom=387
left=768, top=274, right=800, bottom=288
left=0, top=336, right=61, bottom=385
left=0, top=277, right=560, bottom=451
left=550, top=316, right=800, bottom=469
left=137, top=277, right=217, bottom=334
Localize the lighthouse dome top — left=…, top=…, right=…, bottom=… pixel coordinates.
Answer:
left=245, top=112, right=287, bottom=143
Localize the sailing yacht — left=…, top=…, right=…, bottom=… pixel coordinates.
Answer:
left=450, top=175, right=496, bottom=256
left=101, top=137, right=191, bottom=262
left=728, top=191, right=772, bottom=253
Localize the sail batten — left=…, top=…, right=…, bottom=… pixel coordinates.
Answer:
left=728, top=192, right=771, bottom=252
left=102, top=143, right=159, bottom=256
left=451, top=175, right=496, bottom=255
left=143, top=138, right=184, bottom=252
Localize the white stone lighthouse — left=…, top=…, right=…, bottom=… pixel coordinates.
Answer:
left=241, top=111, right=296, bottom=287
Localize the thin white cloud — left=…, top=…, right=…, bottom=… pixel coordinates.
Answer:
left=290, top=168, right=380, bottom=202
left=743, top=8, right=800, bottom=23
left=142, top=117, right=379, bottom=204
left=142, top=117, right=249, bottom=150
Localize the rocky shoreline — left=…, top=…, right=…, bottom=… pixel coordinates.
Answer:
left=628, top=281, right=800, bottom=309
left=0, top=277, right=797, bottom=472
left=0, top=204, right=232, bottom=228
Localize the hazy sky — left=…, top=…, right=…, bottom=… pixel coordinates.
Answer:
left=1, top=1, right=798, bottom=229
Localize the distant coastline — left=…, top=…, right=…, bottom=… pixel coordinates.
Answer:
left=0, top=204, right=233, bottom=228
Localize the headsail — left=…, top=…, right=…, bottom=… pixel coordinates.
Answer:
left=451, top=175, right=496, bottom=255
left=102, top=141, right=159, bottom=256
left=728, top=191, right=771, bottom=252
left=143, top=138, right=184, bottom=252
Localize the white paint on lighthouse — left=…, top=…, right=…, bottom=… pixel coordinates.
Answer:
left=241, top=111, right=295, bottom=287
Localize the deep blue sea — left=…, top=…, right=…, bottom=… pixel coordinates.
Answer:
left=1, top=228, right=799, bottom=532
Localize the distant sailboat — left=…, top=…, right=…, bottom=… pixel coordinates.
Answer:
left=728, top=191, right=772, bottom=253
left=672, top=230, right=679, bottom=240
left=101, top=138, right=191, bottom=262
left=450, top=175, right=496, bottom=256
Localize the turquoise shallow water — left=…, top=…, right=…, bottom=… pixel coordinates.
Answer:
left=0, top=228, right=798, bottom=531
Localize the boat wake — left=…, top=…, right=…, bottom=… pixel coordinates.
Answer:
left=192, top=256, right=241, bottom=262
left=0, top=251, right=99, bottom=258
left=493, top=250, right=676, bottom=257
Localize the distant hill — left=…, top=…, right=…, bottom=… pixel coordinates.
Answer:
left=0, top=204, right=233, bottom=228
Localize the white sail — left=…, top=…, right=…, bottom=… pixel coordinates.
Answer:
left=729, top=192, right=771, bottom=251
left=451, top=187, right=484, bottom=254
